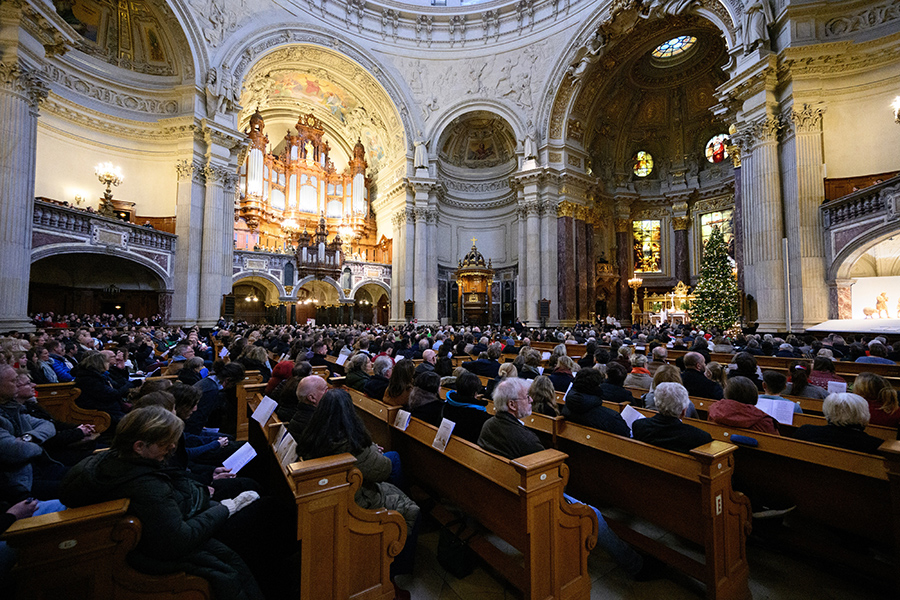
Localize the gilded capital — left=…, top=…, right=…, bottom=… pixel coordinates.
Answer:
left=615, top=218, right=631, bottom=233
left=672, top=217, right=690, bottom=231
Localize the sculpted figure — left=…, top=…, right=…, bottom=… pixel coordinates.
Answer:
left=413, top=132, right=428, bottom=169
left=744, top=0, right=775, bottom=52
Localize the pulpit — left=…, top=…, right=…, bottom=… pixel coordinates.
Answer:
left=454, top=241, right=494, bottom=326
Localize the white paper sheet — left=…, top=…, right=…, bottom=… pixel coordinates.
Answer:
left=755, top=398, right=796, bottom=425
left=219, top=347, right=229, bottom=358
left=432, top=418, right=456, bottom=452
left=827, top=381, right=847, bottom=394
left=221, top=443, right=257, bottom=475
left=394, top=409, right=412, bottom=431
left=279, top=438, right=298, bottom=469
left=620, top=404, right=646, bottom=431
left=336, top=354, right=348, bottom=366
left=537, top=366, right=544, bottom=375
left=251, top=395, right=278, bottom=425
left=541, top=352, right=551, bottom=361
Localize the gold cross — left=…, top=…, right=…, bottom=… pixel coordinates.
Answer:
left=471, top=237, right=477, bottom=245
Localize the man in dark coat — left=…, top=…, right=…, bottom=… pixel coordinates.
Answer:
left=680, top=352, right=724, bottom=400
left=632, top=382, right=712, bottom=453
left=288, top=376, right=328, bottom=442
left=362, top=356, right=392, bottom=401
left=562, top=368, right=630, bottom=437
left=462, top=343, right=502, bottom=379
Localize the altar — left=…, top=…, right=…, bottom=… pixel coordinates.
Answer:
left=642, top=281, right=694, bottom=326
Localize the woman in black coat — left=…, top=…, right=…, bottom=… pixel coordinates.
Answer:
left=73, top=351, right=134, bottom=428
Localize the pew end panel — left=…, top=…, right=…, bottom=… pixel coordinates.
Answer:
left=35, top=384, right=112, bottom=434
left=2, top=498, right=211, bottom=600
left=287, top=454, right=406, bottom=600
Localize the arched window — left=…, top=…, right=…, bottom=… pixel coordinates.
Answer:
left=651, top=36, right=697, bottom=59
left=632, top=151, right=653, bottom=178
left=283, top=261, right=295, bottom=286
left=705, top=134, right=730, bottom=163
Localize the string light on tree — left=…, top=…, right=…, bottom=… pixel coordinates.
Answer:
left=690, top=225, right=740, bottom=332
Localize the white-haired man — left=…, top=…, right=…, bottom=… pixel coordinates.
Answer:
left=363, top=355, right=393, bottom=401
left=477, top=378, right=658, bottom=580
left=632, top=382, right=712, bottom=453
left=287, top=376, right=328, bottom=442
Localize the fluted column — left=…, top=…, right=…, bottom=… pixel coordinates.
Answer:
left=0, top=62, right=47, bottom=331
left=540, top=198, right=560, bottom=327
left=742, top=116, right=786, bottom=331
left=557, top=203, right=576, bottom=325
left=170, top=159, right=206, bottom=326
left=782, top=104, right=828, bottom=330
left=404, top=207, right=416, bottom=317
left=389, top=210, right=404, bottom=324
left=525, top=201, right=541, bottom=325
left=425, top=208, right=439, bottom=325
left=516, top=203, right=527, bottom=323
left=199, top=164, right=230, bottom=326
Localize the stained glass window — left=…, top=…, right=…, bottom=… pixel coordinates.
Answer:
left=651, top=36, right=697, bottom=59
left=633, top=220, right=662, bottom=273
left=705, top=134, right=730, bottom=164
left=700, top=210, right=735, bottom=259
left=633, top=151, right=653, bottom=177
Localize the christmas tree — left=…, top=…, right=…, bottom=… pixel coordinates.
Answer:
left=690, top=225, right=740, bottom=332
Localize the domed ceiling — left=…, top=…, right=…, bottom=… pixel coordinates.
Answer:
left=438, top=111, right=516, bottom=171
left=239, top=45, right=405, bottom=175
left=52, top=0, right=189, bottom=77
left=571, top=16, right=730, bottom=188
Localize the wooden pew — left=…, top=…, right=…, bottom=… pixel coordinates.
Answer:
left=234, top=372, right=264, bottom=441
left=311, top=365, right=330, bottom=378
left=35, top=382, right=111, bottom=434
left=246, top=393, right=405, bottom=600
left=516, top=410, right=751, bottom=600
left=348, top=389, right=597, bottom=600
left=2, top=498, right=210, bottom=600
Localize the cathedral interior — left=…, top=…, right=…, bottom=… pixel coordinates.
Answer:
left=3, top=0, right=900, bottom=332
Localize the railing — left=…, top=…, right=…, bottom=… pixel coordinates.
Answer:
left=820, top=174, right=900, bottom=229
left=33, top=200, right=176, bottom=251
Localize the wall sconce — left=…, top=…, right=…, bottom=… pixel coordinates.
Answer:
left=892, top=96, right=900, bottom=125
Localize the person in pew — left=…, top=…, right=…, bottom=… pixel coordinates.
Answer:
left=528, top=375, right=561, bottom=417
left=407, top=371, right=444, bottom=426
left=443, top=371, right=491, bottom=443
left=647, top=345, right=667, bottom=376
left=727, top=352, right=764, bottom=391
left=273, top=361, right=312, bottom=422
left=61, top=406, right=269, bottom=600
left=294, top=389, right=419, bottom=579
left=384, top=358, right=415, bottom=407
left=440, top=365, right=466, bottom=390
left=548, top=355, right=578, bottom=392
left=851, top=373, right=900, bottom=429
left=14, top=373, right=99, bottom=465
left=808, top=355, right=846, bottom=390
left=760, top=370, right=803, bottom=414
left=681, top=352, right=724, bottom=400
left=623, top=353, right=652, bottom=391
left=414, top=349, right=437, bottom=377
left=308, top=340, right=335, bottom=376
left=793, top=393, right=884, bottom=454
left=264, top=359, right=295, bottom=397
left=632, top=383, right=713, bottom=453
left=708, top=376, right=779, bottom=435
left=187, top=361, right=246, bottom=436
left=345, top=353, right=372, bottom=392
left=600, top=362, right=635, bottom=405
left=287, top=375, right=329, bottom=442
left=74, top=351, right=136, bottom=429
left=363, top=355, right=393, bottom=401
left=518, top=349, right=543, bottom=380
left=562, top=369, right=630, bottom=435
left=170, top=384, right=242, bottom=470
left=176, top=356, right=205, bottom=386
left=235, top=345, right=271, bottom=383
left=477, top=378, right=657, bottom=580
left=855, top=341, right=896, bottom=365
left=784, top=362, right=827, bottom=400
left=705, top=361, right=728, bottom=392
left=462, top=342, right=503, bottom=379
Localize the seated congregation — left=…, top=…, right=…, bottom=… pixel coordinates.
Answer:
left=2, top=319, right=900, bottom=599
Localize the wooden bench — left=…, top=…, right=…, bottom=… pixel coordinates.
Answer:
left=246, top=392, right=406, bottom=600
left=2, top=498, right=210, bottom=600
left=346, top=388, right=597, bottom=600
left=509, top=408, right=751, bottom=600
left=35, top=382, right=111, bottom=434
left=233, top=372, right=264, bottom=441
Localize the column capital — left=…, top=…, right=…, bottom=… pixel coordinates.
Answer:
left=202, top=164, right=234, bottom=184
left=672, top=216, right=691, bottom=231
left=175, top=159, right=206, bottom=184
left=783, top=103, right=826, bottom=134
left=0, top=62, right=48, bottom=115
left=615, top=218, right=631, bottom=233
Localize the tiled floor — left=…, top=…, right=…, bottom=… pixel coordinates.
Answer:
left=394, top=520, right=895, bottom=600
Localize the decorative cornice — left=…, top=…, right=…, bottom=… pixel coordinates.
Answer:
left=41, top=94, right=198, bottom=141
left=824, top=1, right=900, bottom=38
left=42, top=64, right=179, bottom=115
left=0, top=62, right=49, bottom=114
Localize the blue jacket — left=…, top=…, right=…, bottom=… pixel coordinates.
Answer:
left=48, top=354, right=74, bottom=382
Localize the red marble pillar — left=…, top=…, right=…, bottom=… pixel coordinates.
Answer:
left=672, top=217, right=690, bottom=284
left=557, top=215, right=575, bottom=321
left=615, top=219, right=631, bottom=320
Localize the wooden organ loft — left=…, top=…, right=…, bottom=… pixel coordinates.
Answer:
left=236, top=110, right=389, bottom=263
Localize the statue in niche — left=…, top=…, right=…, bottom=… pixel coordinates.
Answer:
left=743, top=0, right=775, bottom=52
left=523, top=120, right=536, bottom=161
left=414, top=132, right=428, bottom=169
left=204, top=67, right=218, bottom=116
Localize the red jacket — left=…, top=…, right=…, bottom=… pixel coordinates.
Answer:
left=708, top=399, right=780, bottom=435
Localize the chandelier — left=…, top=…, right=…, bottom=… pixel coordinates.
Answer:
left=95, top=162, right=123, bottom=218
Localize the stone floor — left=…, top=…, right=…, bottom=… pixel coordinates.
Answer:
left=394, top=520, right=895, bottom=600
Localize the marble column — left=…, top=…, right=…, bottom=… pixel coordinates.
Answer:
left=575, top=219, right=589, bottom=321
left=0, top=62, right=47, bottom=331
left=672, top=216, right=690, bottom=285
left=782, top=104, right=828, bottom=330
left=540, top=198, right=560, bottom=327
left=828, top=279, right=854, bottom=320
left=557, top=210, right=575, bottom=324
left=584, top=220, right=596, bottom=321
left=742, top=117, right=786, bottom=331
left=198, top=164, right=230, bottom=326
left=516, top=203, right=528, bottom=323
left=413, top=207, right=428, bottom=313
left=404, top=207, right=416, bottom=316
left=615, top=218, right=631, bottom=321
left=170, top=159, right=206, bottom=326
left=389, top=210, right=404, bottom=324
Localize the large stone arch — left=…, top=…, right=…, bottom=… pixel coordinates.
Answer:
left=31, top=246, right=171, bottom=291
left=539, top=0, right=740, bottom=145
left=294, top=276, right=347, bottom=302
left=428, top=100, right=527, bottom=152
left=830, top=224, right=900, bottom=281
left=350, top=279, right=391, bottom=299
left=232, top=271, right=286, bottom=299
